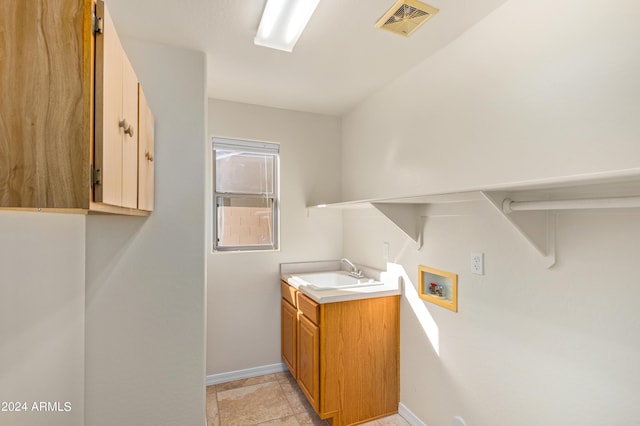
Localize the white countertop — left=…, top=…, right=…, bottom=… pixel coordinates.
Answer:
left=281, top=261, right=402, bottom=304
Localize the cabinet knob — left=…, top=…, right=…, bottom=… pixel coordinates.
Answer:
left=119, top=119, right=135, bottom=137
left=145, top=150, right=154, bottom=162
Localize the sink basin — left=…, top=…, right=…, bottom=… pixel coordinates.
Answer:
left=288, top=271, right=383, bottom=291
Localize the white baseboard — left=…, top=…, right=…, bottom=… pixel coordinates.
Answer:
left=399, top=402, right=426, bottom=426
left=206, top=363, right=287, bottom=386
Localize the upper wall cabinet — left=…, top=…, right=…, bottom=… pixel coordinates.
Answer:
left=137, top=88, right=155, bottom=212
left=0, top=0, right=154, bottom=215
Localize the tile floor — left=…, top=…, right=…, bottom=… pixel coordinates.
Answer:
left=206, top=372, right=410, bottom=426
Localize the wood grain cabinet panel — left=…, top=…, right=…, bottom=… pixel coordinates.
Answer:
left=137, top=87, right=155, bottom=211
left=297, top=313, right=320, bottom=413
left=0, top=0, right=154, bottom=215
left=120, top=55, right=140, bottom=209
left=320, top=296, right=400, bottom=426
left=0, top=0, right=92, bottom=209
left=297, top=292, right=319, bottom=325
left=281, top=298, right=298, bottom=378
left=95, top=0, right=144, bottom=210
left=281, top=281, right=297, bottom=308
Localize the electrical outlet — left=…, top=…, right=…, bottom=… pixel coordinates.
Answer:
left=383, top=242, right=390, bottom=260
left=471, top=252, right=484, bottom=275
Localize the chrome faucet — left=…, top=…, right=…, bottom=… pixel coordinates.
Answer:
left=341, top=258, right=364, bottom=278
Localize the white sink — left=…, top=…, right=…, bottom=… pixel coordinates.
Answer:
left=288, top=271, right=383, bottom=291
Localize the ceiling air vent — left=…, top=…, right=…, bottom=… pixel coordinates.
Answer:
left=375, top=0, right=439, bottom=37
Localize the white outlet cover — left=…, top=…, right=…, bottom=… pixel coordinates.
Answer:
left=471, top=252, right=484, bottom=275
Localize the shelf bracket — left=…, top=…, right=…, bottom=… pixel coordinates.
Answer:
left=371, top=203, right=424, bottom=248
left=482, top=191, right=556, bottom=268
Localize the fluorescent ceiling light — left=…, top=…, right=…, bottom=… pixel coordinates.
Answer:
left=255, top=0, right=320, bottom=52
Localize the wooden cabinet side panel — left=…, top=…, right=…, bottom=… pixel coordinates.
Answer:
left=321, top=296, right=400, bottom=425
left=281, top=299, right=298, bottom=378
left=94, top=0, right=123, bottom=207
left=298, top=314, right=320, bottom=413
left=42, top=0, right=93, bottom=208
left=137, top=86, right=155, bottom=211
left=0, top=0, right=91, bottom=208
left=84, top=0, right=95, bottom=210
left=319, top=304, right=340, bottom=417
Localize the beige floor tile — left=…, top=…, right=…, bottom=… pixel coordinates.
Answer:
left=209, top=372, right=402, bottom=426
left=296, top=410, right=328, bottom=426
left=275, top=371, right=296, bottom=384
left=206, top=386, right=219, bottom=426
left=295, top=410, right=328, bottom=426
left=277, top=372, right=326, bottom=424
left=218, top=381, right=293, bottom=425
left=216, top=373, right=279, bottom=392
left=360, top=414, right=410, bottom=426
left=279, top=379, right=311, bottom=414
left=256, top=415, right=301, bottom=425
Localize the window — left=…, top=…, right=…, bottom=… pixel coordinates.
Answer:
left=213, top=137, right=279, bottom=251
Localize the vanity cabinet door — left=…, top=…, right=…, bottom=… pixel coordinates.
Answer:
left=297, top=313, right=320, bottom=413
left=281, top=298, right=298, bottom=378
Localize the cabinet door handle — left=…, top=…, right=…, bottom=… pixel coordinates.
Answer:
left=125, top=124, right=134, bottom=137
left=145, top=150, right=154, bottom=162
left=119, top=119, right=135, bottom=137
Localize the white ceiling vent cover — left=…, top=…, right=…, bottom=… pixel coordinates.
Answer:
left=375, top=0, right=439, bottom=37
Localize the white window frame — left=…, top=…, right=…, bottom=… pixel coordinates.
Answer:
left=212, top=137, right=280, bottom=252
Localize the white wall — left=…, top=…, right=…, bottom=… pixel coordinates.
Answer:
left=85, top=39, right=207, bottom=426
left=342, top=0, right=640, bottom=201
left=207, top=99, right=342, bottom=375
left=0, top=213, right=85, bottom=426
left=341, top=0, right=640, bottom=424
left=344, top=207, right=640, bottom=426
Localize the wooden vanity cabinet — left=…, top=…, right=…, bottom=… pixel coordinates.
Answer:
left=280, top=280, right=400, bottom=426
left=0, top=0, right=154, bottom=215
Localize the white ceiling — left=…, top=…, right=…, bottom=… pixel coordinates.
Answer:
left=106, top=0, right=508, bottom=116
